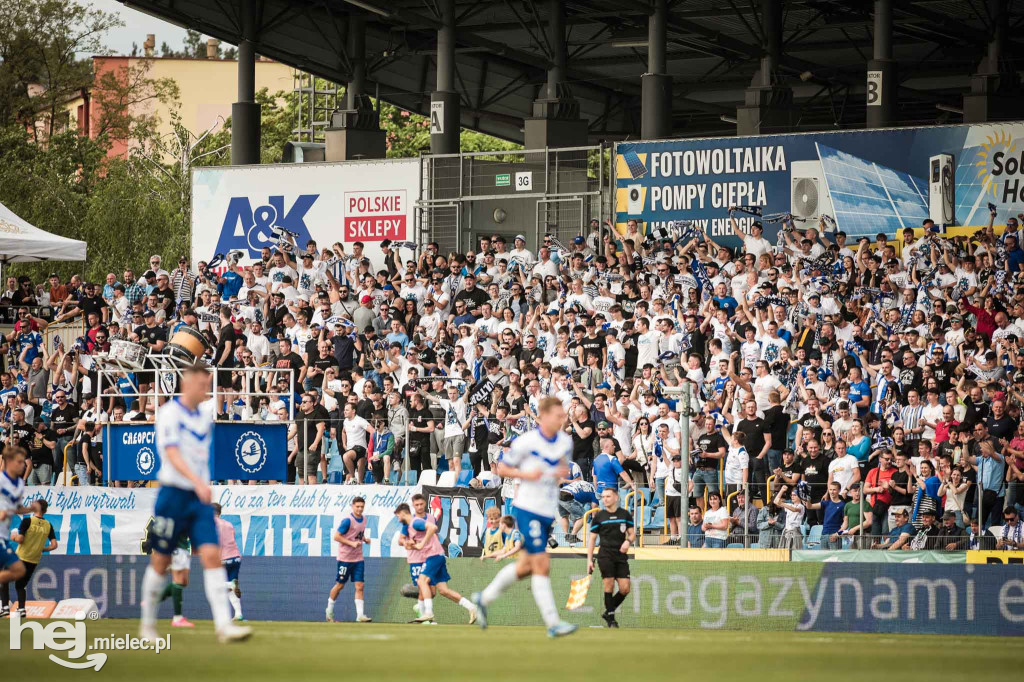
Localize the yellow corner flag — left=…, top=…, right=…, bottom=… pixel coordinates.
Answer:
left=565, top=575, right=592, bottom=610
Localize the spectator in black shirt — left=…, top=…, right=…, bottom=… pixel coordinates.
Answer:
left=406, top=392, right=434, bottom=475
left=132, top=310, right=167, bottom=413
left=800, top=440, right=830, bottom=524
left=772, top=449, right=804, bottom=499
left=26, top=422, right=57, bottom=486
left=763, top=391, right=788, bottom=471
left=154, top=273, right=176, bottom=317
left=693, top=415, right=725, bottom=510
left=578, top=322, right=607, bottom=368
left=4, top=408, right=33, bottom=450
left=518, top=334, right=544, bottom=372
left=452, top=273, right=489, bottom=316
left=49, top=391, right=79, bottom=476
left=568, top=404, right=595, bottom=481
left=331, top=325, right=356, bottom=371
left=306, top=338, right=339, bottom=391
left=735, top=399, right=771, bottom=500
left=985, top=399, right=1016, bottom=441
left=681, top=315, right=706, bottom=357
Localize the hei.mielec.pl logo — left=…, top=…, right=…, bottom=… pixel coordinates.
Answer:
left=9, top=610, right=171, bottom=671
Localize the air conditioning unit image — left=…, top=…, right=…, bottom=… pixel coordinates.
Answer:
left=790, top=160, right=835, bottom=221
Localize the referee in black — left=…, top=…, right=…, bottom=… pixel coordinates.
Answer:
left=586, top=487, right=635, bottom=627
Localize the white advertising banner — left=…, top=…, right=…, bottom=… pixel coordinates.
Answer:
left=190, top=158, right=420, bottom=270
left=20, top=485, right=418, bottom=557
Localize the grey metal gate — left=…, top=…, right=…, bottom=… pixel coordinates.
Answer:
left=536, top=197, right=584, bottom=248
left=416, top=145, right=608, bottom=254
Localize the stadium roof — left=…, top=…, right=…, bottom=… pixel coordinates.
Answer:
left=119, top=0, right=1024, bottom=143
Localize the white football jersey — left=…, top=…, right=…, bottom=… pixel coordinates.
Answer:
left=0, top=470, right=25, bottom=541
left=156, top=398, right=216, bottom=490
left=504, top=428, right=573, bottom=519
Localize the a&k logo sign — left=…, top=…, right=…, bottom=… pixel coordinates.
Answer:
left=214, top=195, right=318, bottom=259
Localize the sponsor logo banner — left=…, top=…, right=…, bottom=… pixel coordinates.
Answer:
left=24, top=556, right=1024, bottom=635
left=192, top=159, right=419, bottom=270
left=615, top=122, right=1024, bottom=249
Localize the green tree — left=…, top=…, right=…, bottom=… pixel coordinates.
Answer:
left=0, top=0, right=121, bottom=138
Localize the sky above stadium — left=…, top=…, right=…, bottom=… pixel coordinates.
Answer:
left=90, top=0, right=194, bottom=56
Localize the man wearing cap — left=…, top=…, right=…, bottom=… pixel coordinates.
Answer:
left=937, top=510, right=969, bottom=550
left=508, top=234, right=534, bottom=266
left=170, top=257, right=198, bottom=305
left=728, top=211, right=771, bottom=259
left=908, top=508, right=941, bottom=550
left=570, top=235, right=595, bottom=260
left=872, top=508, right=914, bottom=550
left=352, top=293, right=375, bottom=333
left=452, top=273, right=489, bottom=317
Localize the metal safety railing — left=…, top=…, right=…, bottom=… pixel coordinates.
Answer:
left=582, top=506, right=599, bottom=550
left=624, top=489, right=645, bottom=547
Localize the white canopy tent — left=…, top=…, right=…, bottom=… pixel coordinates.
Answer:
left=0, top=201, right=87, bottom=264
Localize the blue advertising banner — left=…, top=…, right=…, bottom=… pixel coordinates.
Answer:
left=615, top=122, right=1024, bottom=249
left=105, top=424, right=160, bottom=481
left=105, top=422, right=288, bottom=481
left=211, top=422, right=288, bottom=481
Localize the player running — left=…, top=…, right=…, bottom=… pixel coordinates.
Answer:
left=139, top=364, right=251, bottom=643
left=326, top=497, right=372, bottom=623
left=213, top=504, right=244, bottom=622
left=142, top=518, right=193, bottom=627
left=473, top=396, right=579, bottom=638
left=395, top=494, right=478, bottom=624
left=0, top=447, right=32, bottom=619
left=1, top=487, right=53, bottom=618
left=586, top=487, right=635, bottom=628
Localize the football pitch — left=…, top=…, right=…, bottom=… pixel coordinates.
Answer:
left=2, top=619, right=1017, bottom=681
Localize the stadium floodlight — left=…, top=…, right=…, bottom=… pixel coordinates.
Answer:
left=342, top=0, right=393, bottom=17
left=935, top=103, right=963, bottom=115
left=720, top=115, right=738, bottom=124
left=611, top=40, right=649, bottom=48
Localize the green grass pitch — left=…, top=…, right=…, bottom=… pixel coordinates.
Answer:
left=2, top=619, right=1018, bottom=681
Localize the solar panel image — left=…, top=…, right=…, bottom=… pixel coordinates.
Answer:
left=815, top=142, right=929, bottom=236
left=954, top=146, right=987, bottom=226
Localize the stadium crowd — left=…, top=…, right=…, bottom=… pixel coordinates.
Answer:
left=2, top=210, right=1024, bottom=551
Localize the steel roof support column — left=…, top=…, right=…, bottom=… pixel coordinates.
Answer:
left=430, top=0, right=460, bottom=154
left=641, top=0, right=672, bottom=140
left=964, top=0, right=1019, bottom=123
left=525, top=0, right=587, bottom=149
left=232, top=0, right=261, bottom=165
left=736, top=0, right=793, bottom=136
left=866, top=0, right=896, bottom=129
left=326, top=12, right=386, bottom=161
